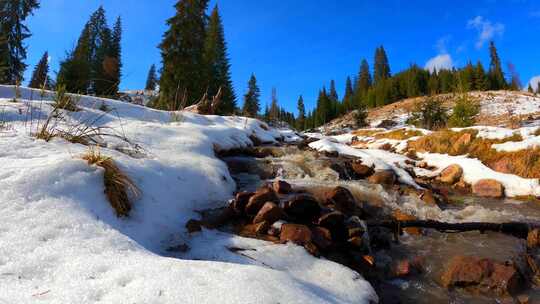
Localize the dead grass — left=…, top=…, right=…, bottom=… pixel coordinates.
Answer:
left=82, top=147, right=141, bottom=217
left=351, top=129, right=382, bottom=137
left=408, top=129, right=540, bottom=178
left=374, top=128, right=424, bottom=140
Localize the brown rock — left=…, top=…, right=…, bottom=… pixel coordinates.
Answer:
left=245, top=187, right=279, bottom=215
left=453, top=178, right=471, bottom=192
left=368, top=170, right=396, bottom=185
left=439, top=164, right=463, bottom=184
left=254, top=221, right=271, bottom=234
left=472, top=179, right=505, bottom=198
left=417, top=161, right=428, bottom=169
left=325, top=186, right=357, bottom=214
left=351, top=160, right=375, bottom=178
left=232, top=191, right=254, bottom=214
left=527, top=228, right=540, bottom=249
left=348, top=236, right=364, bottom=249
left=393, top=210, right=421, bottom=235
left=441, top=255, right=522, bottom=296
left=420, top=190, right=437, bottom=205
left=311, top=227, right=332, bottom=250
left=253, top=202, right=285, bottom=225
left=186, top=219, right=203, bottom=233
left=318, top=211, right=345, bottom=230
left=491, top=158, right=514, bottom=174
left=273, top=179, right=292, bottom=194
left=284, top=194, right=321, bottom=222
left=280, top=224, right=312, bottom=245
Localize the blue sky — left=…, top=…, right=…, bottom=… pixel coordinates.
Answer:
left=24, top=0, right=540, bottom=113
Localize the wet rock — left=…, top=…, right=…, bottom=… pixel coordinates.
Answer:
left=369, top=226, right=392, bottom=250
left=284, top=194, right=321, bottom=222
left=368, top=170, right=396, bottom=185
left=268, top=220, right=286, bottom=237
left=253, top=202, right=286, bottom=225
left=439, top=164, right=463, bottom=184
left=311, top=226, right=333, bottom=250
left=318, top=211, right=347, bottom=240
left=472, top=179, right=505, bottom=198
left=232, top=191, right=254, bottom=214
left=393, top=210, right=421, bottom=235
left=323, top=150, right=339, bottom=158
left=453, top=178, right=471, bottom=193
left=186, top=219, right=203, bottom=233
left=245, top=187, right=279, bottom=215
left=441, top=255, right=523, bottom=296
left=273, top=179, right=292, bottom=194
left=348, top=236, right=364, bottom=249
left=325, top=186, right=357, bottom=214
left=252, top=146, right=285, bottom=158
left=280, top=223, right=312, bottom=245
left=527, top=229, right=540, bottom=249
left=254, top=221, right=271, bottom=234
left=240, top=221, right=274, bottom=238
left=388, top=257, right=424, bottom=278
left=351, top=160, right=375, bottom=178
left=419, top=190, right=437, bottom=205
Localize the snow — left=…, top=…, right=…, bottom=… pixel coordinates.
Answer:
left=492, top=135, right=540, bottom=152
left=0, top=86, right=377, bottom=304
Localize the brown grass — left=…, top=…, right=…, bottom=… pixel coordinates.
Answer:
left=534, top=128, right=540, bottom=137
left=351, top=129, right=383, bottom=137
left=82, top=148, right=141, bottom=217
left=374, top=128, right=424, bottom=140
left=408, top=129, right=540, bottom=178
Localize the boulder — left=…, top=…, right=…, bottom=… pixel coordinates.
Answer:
left=491, top=158, right=514, bottom=174
left=439, top=164, right=463, bottom=184
left=253, top=202, right=286, bottom=225
left=393, top=210, right=421, bottom=235
left=284, top=194, right=321, bottom=222
left=419, top=190, right=437, bottom=205
left=441, top=255, right=523, bottom=296
left=527, top=229, right=540, bottom=249
left=311, top=227, right=333, bottom=250
left=325, top=186, right=357, bottom=214
left=185, top=219, right=203, bottom=233
left=245, top=187, right=279, bottom=215
left=472, top=179, right=505, bottom=198
left=233, top=191, right=254, bottom=214
left=348, top=236, right=364, bottom=249
left=273, top=179, right=292, bottom=194
left=351, top=160, right=375, bottom=178
left=318, top=211, right=347, bottom=240
left=280, top=224, right=312, bottom=245
left=368, top=170, right=396, bottom=185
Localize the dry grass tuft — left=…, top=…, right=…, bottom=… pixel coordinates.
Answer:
left=408, top=129, right=540, bottom=178
left=82, top=148, right=141, bottom=217
left=374, top=128, right=424, bottom=140
left=352, top=129, right=383, bottom=137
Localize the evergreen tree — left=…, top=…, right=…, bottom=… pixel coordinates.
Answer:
left=145, top=64, right=158, bottom=90
left=474, top=61, right=488, bottom=91
left=28, top=51, right=51, bottom=89
left=528, top=84, right=534, bottom=93
left=159, top=0, right=209, bottom=109
left=296, top=95, right=305, bottom=130
left=241, top=74, right=260, bottom=117
left=57, top=22, right=92, bottom=93
left=269, top=87, right=279, bottom=124
left=203, top=5, right=236, bottom=114
left=329, top=80, right=338, bottom=101
left=342, top=76, right=354, bottom=112
left=507, top=62, right=521, bottom=91
left=104, top=16, right=122, bottom=96
left=0, top=0, right=40, bottom=84
left=537, top=83, right=540, bottom=94
left=374, top=46, right=391, bottom=85
left=355, top=59, right=372, bottom=105
left=488, top=41, right=506, bottom=90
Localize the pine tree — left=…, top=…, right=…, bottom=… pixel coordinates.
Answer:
left=528, top=84, right=534, bottom=93
left=342, top=76, right=354, bottom=112
left=374, top=46, right=391, bottom=85
left=507, top=62, right=521, bottom=91
left=57, top=23, right=92, bottom=93
left=0, top=0, right=40, bottom=84
left=474, top=61, right=488, bottom=91
left=159, top=0, right=209, bottom=109
left=329, top=80, right=338, bottom=101
left=241, top=74, right=260, bottom=117
left=104, top=16, right=122, bottom=96
left=145, top=64, right=158, bottom=90
left=488, top=41, right=506, bottom=90
left=269, top=87, right=279, bottom=125
left=29, top=51, right=51, bottom=89
left=296, top=95, right=305, bottom=130
left=355, top=59, right=372, bottom=105
left=203, top=5, right=236, bottom=114
left=537, top=83, right=540, bottom=94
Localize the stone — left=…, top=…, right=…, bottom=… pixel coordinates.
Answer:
left=284, top=194, right=321, bottom=222
left=311, top=227, right=333, bottom=250
left=348, top=236, right=364, bottom=249
left=351, top=160, right=375, bottom=178
left=368, top=170, right=396, bottom=185
left=439, top=164, right=463, bottom=184
left=186, top=219, right=203, bottom=233
left=318, top=211, right=345, bottom=230
left=491, top=158, right=514, bottom=174
left=393, top=210, right=421, bottom=235
left=254, top=221, right=271, bottom=235
left=441, top=255, right=523, bottom=296
left=325, top=186, right=357, bottom=214
left=527, top=229, right=540, bottom=249
left=472, top=179, right=505, bottom=198
left=233, top=191, right=254, bottom=214
left=280, top=224, right=312, bottom=245
left=273, top=179, right=292, bottom=194
left=420, top=190, right=437, bottom=205
left=253, top=202, right=285, bottom=225
left=417, top=161, right=428, bottom=169
left=453, top=132, right=472, bottom=151
left=245, top=187, right=279, bottom=215
left=453, top=178, right=471, bottom=192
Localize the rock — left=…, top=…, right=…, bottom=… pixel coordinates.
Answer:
left=280, top=224, right=312, bottom=245
left=453, top=132, right=472, bottom=151
left=348, top=236, right=364, bottom=249
left=441, top=255, right=523, bottom=296
left=388, top=258, right=423, bottom=278
left=323, top=150, right=339, bottom=158
left=368, top=170, right=396, bottom=185
left=491, top=158, right=514, bottom=174
left=453, top=178, right=471, bottom=193
left=268, top=220, right=286, bottom=236
left=311, top=227, right=333, bottom=250
left=393, top=210, right=421, bottom=235
left=325, top=186, right=357, bottom=214
left=253, top=202, right=286, bottom=225
left=254, top=221, right=271, bottom=234
left=417, top=161, right=428, bottom=169
left=527, top=229, right=540, bottom=249
left=439, top=164, right=463, bottom=184
left=419, top=190, right=437, bottom=205
left=351, top=160, right=375, bottom=178
left=186, top=219, right=203, bottom=233
left=245, top=187, right=279, bottom=215
left=472, top=179, right=505, bottom=198
left=284, top=194, right=321, bottom=222
left=273, top=179, right=292, bottom=194
left=517, top=294, right=530, bottom=304
left=318, top=211, right=347, bottom=240
left=233, top=191, right=254, bottom=214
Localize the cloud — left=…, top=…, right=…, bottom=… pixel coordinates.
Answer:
left=435, top=36, right=451, bottom=53
left=467, top=16, right=505, bottom=49
left=528, top=75, right=540, bottom=91
left=425, top=54, right=453, bottom=72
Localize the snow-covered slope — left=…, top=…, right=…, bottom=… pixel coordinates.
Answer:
left=0, top=86, right=377, bottom=304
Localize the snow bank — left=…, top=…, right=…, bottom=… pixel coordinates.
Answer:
left=0, top=86, right=377, bottom=304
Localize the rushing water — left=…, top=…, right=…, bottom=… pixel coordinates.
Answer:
left=223, top=145, right=540, bottom=303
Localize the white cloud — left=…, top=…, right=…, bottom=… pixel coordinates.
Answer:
left=425, top=54, right=453, bottom=72
left=528, top=75, right=540, bottom=91
left=435, top=36, right=451, bottom=53
left=467, top=16, right=505, bottom=49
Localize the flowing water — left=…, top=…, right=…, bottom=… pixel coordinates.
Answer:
left=223, top=144, right=540, bottom=304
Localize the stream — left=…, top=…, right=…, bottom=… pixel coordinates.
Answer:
left=221, top=143, right=540, bottom=304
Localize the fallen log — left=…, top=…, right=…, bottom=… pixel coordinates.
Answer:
left=368, top=220, right=535, bottom=239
